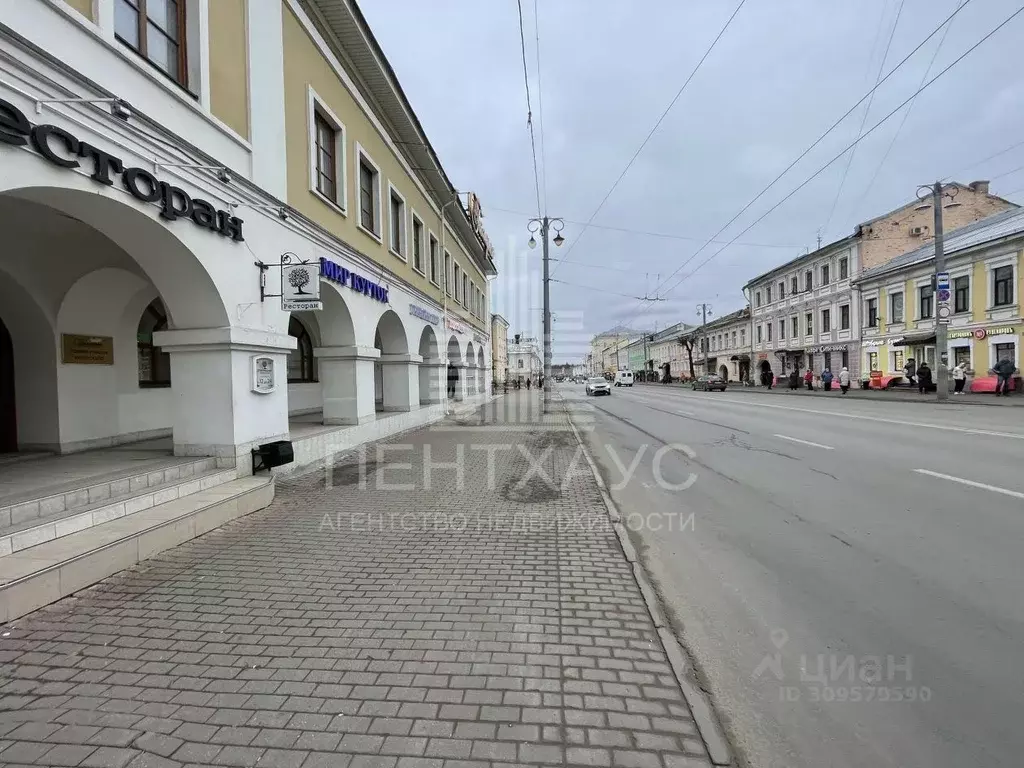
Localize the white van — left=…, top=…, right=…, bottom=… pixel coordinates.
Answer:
left=614, top=370, right=634, bottom=387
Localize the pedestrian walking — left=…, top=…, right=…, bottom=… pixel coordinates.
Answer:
left=822, top=368, right=833, bottom=391
left=526, top=377, right=531, bottom=390
left=447, top=362, right=458, bottom=399
left=993, top=357, right=1015, bottom=396
left=952, top=362, right=967, bottom=394
left=917, top=362, right=933, bottom=394
left=804, top=369, right=814, bottom=391
left=838, top=366, right=851, bottom=394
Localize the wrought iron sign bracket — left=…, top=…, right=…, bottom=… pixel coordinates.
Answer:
left=254, top=252, right=312, bottom=302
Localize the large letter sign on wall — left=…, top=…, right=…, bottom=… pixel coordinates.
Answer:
left=0, top=97, right=244, bottom=240
left=320, top=258, right=389, bottom=303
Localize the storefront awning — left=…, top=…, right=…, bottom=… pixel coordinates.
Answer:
left=730, top=354, right=750, bottom=361
left=892, top=332, right=937, bottom=347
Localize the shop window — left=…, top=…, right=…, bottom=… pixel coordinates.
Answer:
left=994, top=342, right=1016, bottom=364
left=840, top=304, right=850, bottom=330
left=890, top=292, right=903, bottom=323
left=287, top=317, right=317, bottom=383
left=839, top=257, right=849, bottom=280
left=868, top=351, right=879, bottom=372
left=919, top=286, right=933, bottom=319
left=115, top=0, right=188, bottom=88
left=429, top=234, right=439, bottom=286
left=953, top=277, right=970, bottom=313
left=892, top=350, right=904, bottom=372
left=954, top=347, right=971, bottom=369
left=994, top=266, right=1014, bottom=307
left=137, top=298, right=171, bottom=388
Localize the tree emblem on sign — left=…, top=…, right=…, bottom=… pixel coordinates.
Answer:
left=288, top=267, right=311, bottom=295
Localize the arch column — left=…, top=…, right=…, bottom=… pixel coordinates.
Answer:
left=153, top=328, right=295, bottom=465
left=420, top=362, right=445, bottom=405
left=314, top=345, right=380, bottom=425
left=379, top=353, right=423, bottom=412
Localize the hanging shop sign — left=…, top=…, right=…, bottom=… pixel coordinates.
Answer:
left=0, top=97, right=244, bottom=240
left=281, top=263, right=322, bottom=311
left=61, top=334, right=114, bottom=365
left=319, top=258, right=389, bottom=303
left=409, top=304, right=440, bottom=325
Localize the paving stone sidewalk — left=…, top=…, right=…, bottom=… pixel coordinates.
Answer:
left=0, top=391, right=718, bottom=768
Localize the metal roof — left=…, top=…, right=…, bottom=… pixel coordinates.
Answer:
left=856, top=206, right=1024, bottom=282
left=299, top=0, right=496, bottom=277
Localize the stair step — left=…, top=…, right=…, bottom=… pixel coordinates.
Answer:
left=0, top=467, right=238, bottom=557
left=0, top=476, right=274, bottom=623
left=0, top=457, right=219, bottom=531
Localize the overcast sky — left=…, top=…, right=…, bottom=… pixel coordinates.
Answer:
left=360, top=0, right=1024, bottom=361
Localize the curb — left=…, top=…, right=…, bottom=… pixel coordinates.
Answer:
left=562, top=399, right=734, bottom=767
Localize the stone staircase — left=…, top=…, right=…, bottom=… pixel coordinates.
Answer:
left=0, top=455, right=274, bottom=623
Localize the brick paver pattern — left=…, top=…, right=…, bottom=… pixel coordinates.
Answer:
left=0, top=392, right=713, bottom=768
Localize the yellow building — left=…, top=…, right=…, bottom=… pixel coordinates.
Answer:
left=854, top=208, right=1024, bottom=379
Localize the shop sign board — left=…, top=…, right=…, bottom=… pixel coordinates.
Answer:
left=409, top=304, right=440, bottom=325
left=281, top=263, right=322, bottom=311
left=320, top=258, right=389, bottom=303
left=251, top=356, right=275, bottom=394
left=61, top=334, right=113, bottom=365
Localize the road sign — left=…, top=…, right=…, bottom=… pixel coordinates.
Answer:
left=937, top=306, right=951, bottom=322
left=937, top=288, right=951, bottom=302
left=936, top=272, right=950, bottom=290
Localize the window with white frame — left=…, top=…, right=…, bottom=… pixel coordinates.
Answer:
left=840, top=304, right=850, bottom=330
left=444, top=251, right=452, bottom=296
left=919, top=285, right=933, bottom=319
left=779, top=320, right=785, bottom=340
left=791, top=316, right=798, bottom=337
left=839, top=257, right=849, bottom=280
left=757, top=325, right=762, bottom=343
left=953, top=276, right=970, bottom=313
left=411, top=215, right=424, bottom=273
left=463, top=273, right=469, bottom=308
left=805, top=312, right=813, bottom=335
left=821, top=263, right=830, bottom=285
left=115, top=0, right=189, bottom=88
left=454, top=263, right=462, bottom=303
left=388, top=185, right=406, bottom=258
left=994, top=265, right=1014, bottom=307
left=308, top=89, right=346, bottom=211
left=429, top=234, right=439, bottom=285
left=767, top=322, right=773, bottom=342
left=356, top=147, right=382, bottom=238
left=821, top=307, right=831, bottom=331
left=791, top=276, right=798, bottom=295
left=890, top=292, right=903, bottom=323
left=756, top=291, right=762, bottom=307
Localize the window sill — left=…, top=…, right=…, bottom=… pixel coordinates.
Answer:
left=358, top=223, right=382, bottom=244
left=138, top=381, right=171, bottom=389
left=312, top=188, right=347, bottom=217
left=390, top=248, right=408, bottom=262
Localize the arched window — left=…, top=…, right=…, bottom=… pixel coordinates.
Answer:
left=288, top=317, right=317, bottom=382
left=137, top=299, right=171, bottom=388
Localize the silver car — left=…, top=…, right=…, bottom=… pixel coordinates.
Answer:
left=585, top=377, right=611, bottom=396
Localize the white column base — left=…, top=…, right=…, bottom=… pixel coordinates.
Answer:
left=315, top=345, right=380, bottom=426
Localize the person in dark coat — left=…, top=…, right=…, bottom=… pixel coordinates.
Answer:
left=917, top=362, right=933, bottom=394
left=993, top=357, right=1016, bottom=396
left=447, top=362, right=458, bottom=399
left=822, top=368, right=833, bottom=391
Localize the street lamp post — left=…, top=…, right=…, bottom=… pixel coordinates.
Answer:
left=528, top=216, right=565, bottom=414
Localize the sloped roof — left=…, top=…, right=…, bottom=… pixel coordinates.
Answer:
left=856, top=207, right=1024, bottom=282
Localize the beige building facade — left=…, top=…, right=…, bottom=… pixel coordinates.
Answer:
left=491, top=314, right=509, bottom=384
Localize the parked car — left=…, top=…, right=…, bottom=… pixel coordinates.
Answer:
left=692, top=374, right=727, bottom=391
left=586, top=376, right=611, bottom=396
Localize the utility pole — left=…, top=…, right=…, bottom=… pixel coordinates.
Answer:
left=929, top=181, right=952, bottom=402
left=696, top=303, right=712, bottom=375
left=528, top=217, right=565, bottom=414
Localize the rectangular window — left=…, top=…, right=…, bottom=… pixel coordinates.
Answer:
left=766, top=286, right=772, bottom=303
left=767, top=323, right=773, bottom=341
left=411, top=216, right=424, bottom=273
left=919, top=286, right=933, bottom=319
left=779, top=320, right=786, bottom=340
left=824, top=352, right=832, bottom=372
left=740, top=328, right=746, bottom=346
left=866, top=298, right=878, bottom=327
left=732, top=331, right=737, bottom=346
left=791, top=316, right=799, bottom=337
left=822, top=308, right=831, bottom=331
left=444, top=252, right=452, bottom=296
left=805, top=270, right=813, bottom=291
left=821, top=264, right=830, bottom=285
left=115, top=0, right=188, bottom=87
left=954, top=347, right=971, bottom=368
left=389, top=187, right=406, bottom=258
left=840, top=304, right=850, bottom=330
left=358, top=155, right=380, bottom=236
left=791, top=276, right=798, bottom=294
left=756, top=291, right=762, bottom=307
left=462, top=274, right=469, bottom=308
left=893, top=350, right=904, bottom=372
left=313, top=112, right=338, bottom=203
left=841, top=350, right=849, bottom=369
left=868, top=351, right=879, bottom=372
left=454, top=264, right=461, bottom=303
left=429, top=235, right=439, bottom=285
left=890, top=292, right=904, bottom=323
left=756, top=325, right=762, bottom=343
left=994, top=265, right=1014, bottom=307
left=805, top=312, right=813, bottom=336
left=995, top=342, right=1015, bottom=363
left=954, top=276, right=970, bottom=313
left=839, top=257, right=849, bottom=280
left=779, top=281, right=785, bottom=300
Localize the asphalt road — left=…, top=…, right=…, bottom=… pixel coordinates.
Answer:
left=561, top=382, right=1024, bottom=768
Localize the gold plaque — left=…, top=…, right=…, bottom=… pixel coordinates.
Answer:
left=61, top=334, right=114, bottom=365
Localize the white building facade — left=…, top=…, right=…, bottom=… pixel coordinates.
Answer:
left=508, top=340, right=542, bottom=382
left=0, top=0, right=495, bottom=470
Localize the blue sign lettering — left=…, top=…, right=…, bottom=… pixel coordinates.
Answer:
left=319, top=257, right=389, bottom=304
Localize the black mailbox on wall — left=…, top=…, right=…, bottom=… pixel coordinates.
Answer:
left=252, top=440, right=294, bottom=473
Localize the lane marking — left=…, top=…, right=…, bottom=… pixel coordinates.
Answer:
left=774, top=434, right=834, bottom=450
left=632, top=389, right=1024, bottom=441
left=913, top=469, right=1024, bottom=500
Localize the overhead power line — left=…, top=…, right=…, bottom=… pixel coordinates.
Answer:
left=516, top=0, right=543, bottom=217
left=944, top=138, right=1024, bottom=182
left=623, top=2, right=1024, bottom=328
left=821, top=0, right=907, bottom=238
left=550, top=0, right=749, bottom=277
left=549, top=278, right=660, bottom=301
left=533, top=0, right=548, bottom=215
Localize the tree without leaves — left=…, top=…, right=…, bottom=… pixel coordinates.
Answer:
left=678, top=334, right=698, bottom=380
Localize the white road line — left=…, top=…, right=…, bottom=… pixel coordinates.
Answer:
left=914, top=469, right=1024, bottom=500
left=661, top=391, right=1024, bottom=441
left=774, top=434, right=834, bottom=450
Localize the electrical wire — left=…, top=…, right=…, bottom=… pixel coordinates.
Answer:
left=821, top=0, right=906, bottom=238
left=943, top=138, right=1024, bottom=181
left=549, top=278, right=655, bottom=301
left=856, top=0, right=966, bottom=217
left=516, top=0, right=543, bottom=217
left=989, top=163, right=1024, bottom=182
left=622, top=3, right=1024, bottom=329
left=533, top=0, right=548, bottom=215
left=550, top=0, right=748, bottom=277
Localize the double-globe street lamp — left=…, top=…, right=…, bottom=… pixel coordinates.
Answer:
left=527, top=217, right=565, bottom=414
